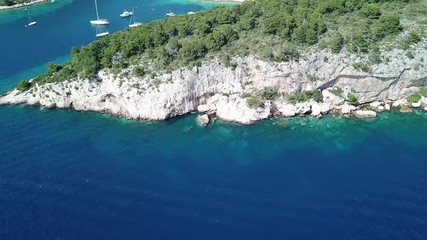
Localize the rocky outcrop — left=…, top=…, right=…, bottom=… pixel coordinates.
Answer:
left=1, top=42, right=427, bottom=124
left=196, top=114, right=210, bottom=127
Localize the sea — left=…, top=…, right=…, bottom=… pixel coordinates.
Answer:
left=0, top=0, right=427, bottom=239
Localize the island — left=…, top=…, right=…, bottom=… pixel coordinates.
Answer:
left=1, top=0, right=426, bottom=125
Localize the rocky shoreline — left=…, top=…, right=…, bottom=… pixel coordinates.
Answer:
left=1, top=44, right=427, bottom=126
left=0, top=0, right=49, bottom=11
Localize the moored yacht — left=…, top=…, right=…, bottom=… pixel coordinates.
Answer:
left=90, top=0, right=109, bottom=25
left=120, top=10, right=133, bottom=18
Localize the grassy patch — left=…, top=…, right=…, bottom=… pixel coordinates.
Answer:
left=406, top=87, right=427, bottom=103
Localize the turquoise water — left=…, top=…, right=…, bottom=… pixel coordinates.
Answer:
left=1, top=1, right=427, bottom=239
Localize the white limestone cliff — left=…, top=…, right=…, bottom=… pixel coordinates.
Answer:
left=1, top=44, right=427, bottom=124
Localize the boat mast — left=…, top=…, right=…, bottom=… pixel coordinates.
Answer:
left=94, top=0, right=100, bottom=20
left=26, top=9, right=32, bottom=23
left=131, top=7, right=135, bottom=24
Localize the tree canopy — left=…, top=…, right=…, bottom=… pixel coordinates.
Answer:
left=27, top=0, right=415, bottom=87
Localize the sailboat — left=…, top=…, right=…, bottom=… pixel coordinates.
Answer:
left=128, top=7, right=142, bottom=28
left=120, top=10, right=133, bottom=18
left=90, top=0, right=109, bottom=25
left=96, top=26, right=109, bottom=38
left=25, top=9, right=37, bottom=27
left=165, top=10, right=175, bottom=17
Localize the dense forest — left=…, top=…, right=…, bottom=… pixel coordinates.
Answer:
left=18, top=0, right=425, bottom=91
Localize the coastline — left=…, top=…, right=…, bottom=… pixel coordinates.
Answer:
left=0, top=0, right=49, bottom=11
left=1, top=44, right=426, bottom=126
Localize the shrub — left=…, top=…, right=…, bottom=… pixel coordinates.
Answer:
left=259, top=88, right=279, bottom=100
left=287, top=90, right=322, bottom=103
left=133, top=66, right=145, bottom=76
left=402, top=31, right=422, bottom=49
left=347, top=93, right=357, bottom=105
left=329, top=87, right=343, bottom=97
left=246, top=96, right=264, bottom=108
left=330, top=33, right=344, bottom=53
left=405, top=51, right=414, bottom=59
left=369, top=44, right=382, bottom=64
left=16, top=80, right=31, bottom=92
left=360, top=3, right=381, bottom=19
left=352, top=62, right=372, bottom=73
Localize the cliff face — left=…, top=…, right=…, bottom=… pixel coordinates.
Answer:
left=1, top=44, right=427, bottom=124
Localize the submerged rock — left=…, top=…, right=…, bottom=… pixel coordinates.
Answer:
left=196, top=114, right=210, bottom=127
left=400, top=106, right=413, bottom=113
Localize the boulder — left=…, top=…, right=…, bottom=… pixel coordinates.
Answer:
left=311, top=102, right=322, bottom=116
left=295, top=102, right=311, bottom=115
left=384, top=103, right=391, bottom=111
left=276, top=103, right=296, bottom=117
left=340, top=103, right=356, bottom=114
left=197, top=104, right=211, bottom=113
left=353, top=110, right=377, bottom=119
left=320, top=102, right=331, bottom=114
left=196, top=114, right=210, bottom=127
left=216, top=96, right=271, bottom=124
left=411, top=101, right=421, bottom=108
left=322, top=89, right=345, bottom=106
left=369, top=101, right=383, bottom=108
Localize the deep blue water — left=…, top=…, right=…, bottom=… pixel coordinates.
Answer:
left=1, top=1, right=427, bottom=239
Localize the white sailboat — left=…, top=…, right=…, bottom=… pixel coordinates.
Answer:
left=96, top=27, right=109, bottom=38
left=128, top=7, right=142, bottom=28
left=120, top=10, right=133, bottom=18
left=90, top=0, right=109, bottom=25
left=25, top=9, right=37, bottom=27
left=166, top=10, right=175, bottom=17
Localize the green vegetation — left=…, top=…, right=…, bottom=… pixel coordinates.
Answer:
left=401, top=31, right=422, bottom=49
left=352, top=62, right=373, bottom=73
left=287, top=90, right=323, bottom=104
left=16, top=80, right=31, bottom=92
left=246, top=97, right=265, bottom=108
left=307, top=74, right=322, bottom=82
left=360, top=3, right=381, bottom=19
left=245, top=87, right=279, bottom=108
left=330, top=33, right=344, bottom=53
left=406, top=87, right=427, bottom=103
left=329, top=87, right=343, bottom=97
left=21, top=0, right=421, bottom=89
left=133, top=66, right=145, bottom=77
left=347, top=93, right=358, bottom=105
left=405, top=51, right=414, bottom=59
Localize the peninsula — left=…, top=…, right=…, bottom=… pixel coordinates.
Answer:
left=1, top=0, right=426, bottom=125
